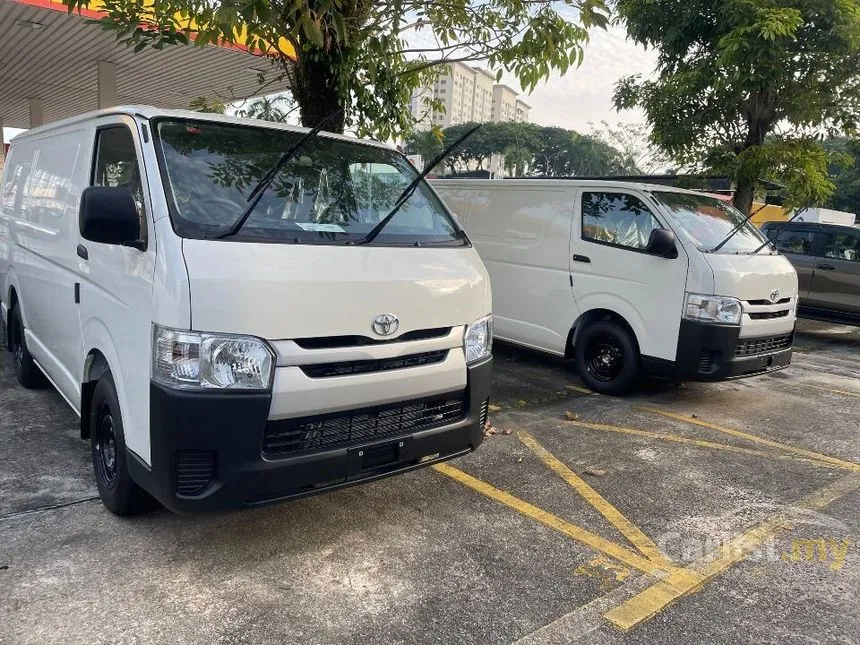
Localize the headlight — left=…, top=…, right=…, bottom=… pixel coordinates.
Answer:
left=683, top=293, right=742, bottom=325
left=464, top=314, right=493, bottom=364
left=152, top=324, right=274, bottom=391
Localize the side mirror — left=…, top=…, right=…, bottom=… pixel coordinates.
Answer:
left=645, top=227, right=677, bottom=259
left=79, top=186, right=144, bottom=249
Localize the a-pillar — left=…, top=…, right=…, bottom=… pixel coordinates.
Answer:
left=29, top=99, right=44, bottom=128
left=0, top=117, right=5, bottom=170
left=98, top=60, right=117, bottom=109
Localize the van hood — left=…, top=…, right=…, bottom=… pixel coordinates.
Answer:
left=703, top=252, right=798, bottom=301
left=181, top=240, right=491, bottom=340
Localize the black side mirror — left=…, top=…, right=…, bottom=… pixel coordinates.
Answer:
left=80, top=186, right=144, bottom=249
left=645, top=227, right=677, bottom=258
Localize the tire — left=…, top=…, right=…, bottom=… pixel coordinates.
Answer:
left=8, top=305, right=47, bottom=389
left=574, top=320, right=640, bottom=395
left=90, top=372, right=146, bottom=516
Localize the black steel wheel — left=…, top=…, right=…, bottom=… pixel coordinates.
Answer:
left=93, top=401, right=119, bottom=488
left=8, top=305, right=46, bottom=389
left=89, top=372, right=147, bottom=515
left=574, top=319, right=640, bottom=395
left=584, top=334, right=625, bottom=383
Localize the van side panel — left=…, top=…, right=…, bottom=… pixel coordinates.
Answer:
left=0, top=145, right=24, bottom=326
left=435, top=182, right=578, bottom=354
left=1, top=129, right=88, bottom=406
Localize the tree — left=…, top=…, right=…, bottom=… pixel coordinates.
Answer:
left=589, top=121, right=672, bottom=175
left=236, top=95, right=295, bottom=122
left=614, top=0, right=860, bottom=214
left=825, top=138, right=860, bottom=215
left=403, top=129, right=444, bottom=169
left=68, top=0, right=610, bottom=138
left=188, top=96, right=227, bottom=113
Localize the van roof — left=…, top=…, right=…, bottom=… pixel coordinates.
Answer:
left=431, top=177, right=712, bottom=196
left=11, top=105, right=392, bottom=150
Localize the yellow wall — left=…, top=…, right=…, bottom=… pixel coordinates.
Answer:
left=750, top=203, right=788, bottom=227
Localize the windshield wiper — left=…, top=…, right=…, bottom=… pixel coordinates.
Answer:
left=708, top=203, right=768, bottom=253
left=211, top=110, right=342, bottom=240
left=750, top=208, right=807, bottom=255
left=354, top=123, right=482, bottom=246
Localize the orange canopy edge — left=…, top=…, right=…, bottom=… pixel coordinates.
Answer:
left=11, top=0, right=297, bottom=59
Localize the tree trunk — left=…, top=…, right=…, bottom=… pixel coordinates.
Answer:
left=733, top=93, right=772, bottom=216
left=733, top=177, right=755, bottom=216
left=286, top=55, right=346, bottom=133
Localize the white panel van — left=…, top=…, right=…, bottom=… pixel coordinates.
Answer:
left=433, top=179, right=797, bottom=394
left=0, top=107, right=493, bottom=515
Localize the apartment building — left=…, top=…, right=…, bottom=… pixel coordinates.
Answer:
left=410, top=63, right=530, bottom=129
left=515, top=99, right=531, bottom=123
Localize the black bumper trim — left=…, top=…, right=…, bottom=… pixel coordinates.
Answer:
left=129, top=358, right=492, bottom=513
left=641, top=320, right=794, bottom=382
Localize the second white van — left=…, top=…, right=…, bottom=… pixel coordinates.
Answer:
left=1, top=107, right=493, bottom=515
left=433, top=179, right=797, bottom=394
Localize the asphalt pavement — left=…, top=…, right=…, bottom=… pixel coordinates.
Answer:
left=1, top=319, right=858, bottom=644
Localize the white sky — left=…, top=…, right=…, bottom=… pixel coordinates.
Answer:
left=502, top=25, right=656, bottom=133
left=2, top=25, right=655, bottom=143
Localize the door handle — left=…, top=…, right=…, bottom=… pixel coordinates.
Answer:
left=76, top=244, right=89, bottom=260
left=573, top=254, right=591, bottom=263
left=816, top=263, right=836, bottom=271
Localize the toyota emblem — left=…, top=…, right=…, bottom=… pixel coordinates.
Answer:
left=769, top=289, right=780, bottom=303
left=372, top=313, right=400, bottom=336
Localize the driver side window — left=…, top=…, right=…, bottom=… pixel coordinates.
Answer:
left=581, top=192, right=659, bottom=251
left=92, top=126, right=147, bottom=238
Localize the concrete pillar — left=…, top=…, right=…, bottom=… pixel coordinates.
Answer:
left=98, top=61, right=117, bottom=109
left=29, top=99, right=44, bottom=128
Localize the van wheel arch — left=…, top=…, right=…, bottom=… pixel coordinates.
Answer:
left=80, top=350, right=111, bottom=440
left=566, top=309, right=640, bottom=358
left=5, top=287, right=19, bottom=350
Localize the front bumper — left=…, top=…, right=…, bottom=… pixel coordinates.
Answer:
left=129, top=358, right=492, bottom=513
left=642, top=320, right=794, bottom=382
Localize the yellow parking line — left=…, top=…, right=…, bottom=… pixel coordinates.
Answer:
left=564, top=419, right=843, bottom=470
left=565, top=384, right=595, bottom=395
left=604, top=471, right=860, bottom=630
left=804, top=383, right=860, bottom=398
left=516, top=430, right=676, bottom=569
left=639, top=407, right=860, bottom=472
left=432, top=463, right=695, bottom=581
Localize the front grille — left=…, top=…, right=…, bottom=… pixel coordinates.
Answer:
left=263, top=394, right=467, bottom=458
left=294, top=327, right=451, bottom=350
left=748, top=310, right=790, bottom=320
left=300, top=350, right=448, bottom=378
left=735, top=334, right=792, bottom=357
left=175, top=451, right=216, bottom=496
left=479, top=398, right=490, bottom=428
left=747, top=297, right=791, bottom=306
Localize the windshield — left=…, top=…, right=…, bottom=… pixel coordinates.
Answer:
left=651, top=191, right=769, bottom=254
left=152, top=119, right=464, bottom=245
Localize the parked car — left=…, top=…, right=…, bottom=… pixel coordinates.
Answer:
left=760, top=221, right=860, bottom=325
left=0, top=106, right=493, bottom=515
left=433, top=179, right=798, bottom=394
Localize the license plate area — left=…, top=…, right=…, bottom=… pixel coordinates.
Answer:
left=347, top=437, right=414, bottom=476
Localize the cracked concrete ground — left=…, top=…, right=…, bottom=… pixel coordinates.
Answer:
left=1, top=319, right=858, bottom=644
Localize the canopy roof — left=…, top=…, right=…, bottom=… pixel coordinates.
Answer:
left=0, top=0, right=293, bottom=129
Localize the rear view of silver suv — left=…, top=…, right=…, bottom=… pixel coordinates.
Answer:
left=761, top=221, right=860, bottom=325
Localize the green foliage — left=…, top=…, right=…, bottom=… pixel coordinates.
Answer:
left=614, top=0, right=860, bottom=214
left=65, top=0, right=610, bottom=138
left=404, top=121, right=632, bottom=177
left=824, top=138, right=860, bottom=215
left=236, top=95, right=295, bottom=122
left=189, top=96, right=227, bottom=113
